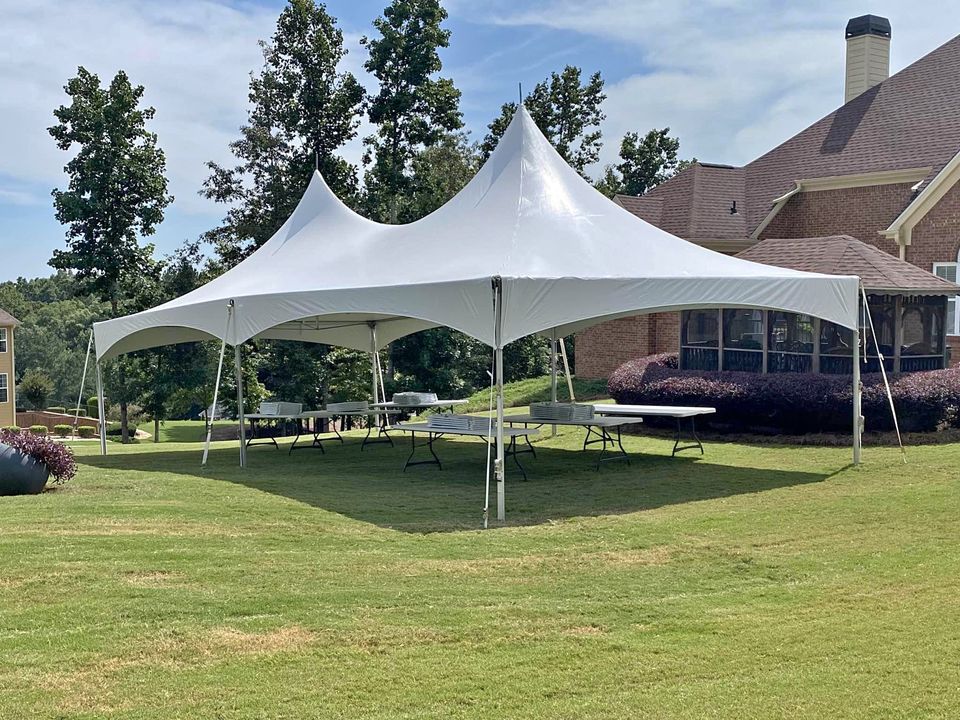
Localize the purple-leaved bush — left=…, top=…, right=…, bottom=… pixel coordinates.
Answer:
left=0, top=428, right=77, bottom=483
left=608, top=353, right=960, bottom=434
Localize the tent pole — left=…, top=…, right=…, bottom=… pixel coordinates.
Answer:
left=550, top=328, right=558, bottom=437
left=95, top=359, right=107, bottom=456
left=235, top=342, right=247, bottom=469
left=494, top=278, right=506, bottom=522
left=369, top=322, right=379, bottom=407
left=853, top=326, right=862, bottom=466
left=559, top=337, right=575, bottom=402
left=74, top=331, right=93, bottom=431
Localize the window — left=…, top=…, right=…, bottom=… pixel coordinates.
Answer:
left=0, top=374, right=7, bottom=404
left=767, top=311, right=814, bottom=373
left=933, top=263, right=959, bottom=335
left=900, top=295, right=947, bottom=372
left=680, top=310, right=719, bottom=370
left=723, top=309, right=764, bottom=372
left=0, top=328, right=6, bottom=353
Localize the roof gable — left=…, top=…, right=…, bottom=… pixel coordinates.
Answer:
left=0, top=308, right=19, bottom=327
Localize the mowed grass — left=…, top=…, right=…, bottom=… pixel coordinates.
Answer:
left=1, top=422, right=959, bottom=718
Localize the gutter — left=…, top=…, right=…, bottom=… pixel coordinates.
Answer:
left=751, top=183, right=801, bottom=240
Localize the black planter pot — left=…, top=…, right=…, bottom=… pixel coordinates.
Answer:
left=0, top=442, right=50, bottom=495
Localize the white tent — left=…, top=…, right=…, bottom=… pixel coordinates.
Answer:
left=93, top=108, right=864, bottom=520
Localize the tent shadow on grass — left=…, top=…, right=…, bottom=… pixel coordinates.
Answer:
left=77, top=434, right=840, bottom=533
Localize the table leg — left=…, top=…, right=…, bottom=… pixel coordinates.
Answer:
left=402, top=432, right=442, bottom=471
left=672, top=417, right=705, bottom=456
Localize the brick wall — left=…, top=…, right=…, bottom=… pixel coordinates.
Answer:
left=760, top=183, right=914, bottom=256
left=575, top=312, right=680, bottom=379
left=908, top=181, right=960, bottom=269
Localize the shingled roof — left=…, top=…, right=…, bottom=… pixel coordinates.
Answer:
left=616, top=33, right=960, bottom=241
left=737, top=236, right=959, bottom=295
left=0, top=308, right=19, bottom=326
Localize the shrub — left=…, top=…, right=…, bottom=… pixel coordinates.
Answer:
left=86, top=396, right=102, bottom=419
left=77, top=426, right=97, bottom=439
left=608, top=353, right=960, bottom=434
left=53, top=424, right=72, bottom=438
left=20, top=369, right=53, bottom=410
left=0, top=428, right=76, bottom=483
left=67, top=408, right=87, bottom=417
left=105, top=422, right=139, bottom=437
left=47, top=406, right=67, bottom=414
left=28, top=425, right=48, bottom=436
left=4, top=426, right=20, bottom=433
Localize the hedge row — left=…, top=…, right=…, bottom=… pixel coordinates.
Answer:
left=608, top=353, right=960, bottom=434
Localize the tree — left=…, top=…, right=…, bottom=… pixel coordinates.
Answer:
left=480, top=66, right=606, bottom=175
left=203, top=0, right=365, bottom=266
left=49, top=66, right=172, bottom=442
left=20, top=369, right=54, bottom=410
left=361, top=0, right=463, bottom=223
left=595, top=127, right=690, bottom=198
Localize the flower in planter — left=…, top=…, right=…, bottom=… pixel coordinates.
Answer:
left=0, top=428, right=77, bottom=483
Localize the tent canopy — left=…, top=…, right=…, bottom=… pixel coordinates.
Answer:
left=94, top=107, right=860, bottom=361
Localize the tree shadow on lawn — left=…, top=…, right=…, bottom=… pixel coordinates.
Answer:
left=78, top=433, right=842, bottom=533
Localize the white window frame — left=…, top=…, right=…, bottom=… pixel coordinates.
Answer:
left=0, top=373, right=7, bottom=404
left=0, top=328, right=6, bottom=353
left=933, top=262, right=960, bottom=336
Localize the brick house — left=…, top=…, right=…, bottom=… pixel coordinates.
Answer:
left=578, top=15, right=960, bottom=378
left=0, top=308, right=18, bottom=427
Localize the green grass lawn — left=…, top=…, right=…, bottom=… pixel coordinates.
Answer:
left=458, top=373, right=609, bottom=413
left=2, top=422, right=959, bottom=718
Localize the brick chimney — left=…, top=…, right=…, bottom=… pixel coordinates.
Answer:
left=845, top=14, right=891, bottom=103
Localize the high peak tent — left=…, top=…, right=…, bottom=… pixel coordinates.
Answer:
left=93, top=107, right=864, bottom=520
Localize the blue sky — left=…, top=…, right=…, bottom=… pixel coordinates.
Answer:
left=1, top=0, right=958, bottom=281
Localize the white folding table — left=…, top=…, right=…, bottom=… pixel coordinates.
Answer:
left=591, top=404, right=716, bottom=456
left=502, top=414, right=640, bottom=469
left=392, top=422, right=539, bottom=479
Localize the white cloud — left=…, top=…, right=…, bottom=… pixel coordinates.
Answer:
left=460, top=0, right=960, bottom=171
left=0, top=0, right=375, bottom=219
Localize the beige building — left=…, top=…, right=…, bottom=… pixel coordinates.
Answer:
left=0, top=308, right=18, bottom=427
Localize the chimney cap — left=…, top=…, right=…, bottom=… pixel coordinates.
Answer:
left=845, top=14, right=891, bottom=40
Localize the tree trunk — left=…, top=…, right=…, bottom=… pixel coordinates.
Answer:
left=154, top=417, right=159, bottom=443
left=120, top=399, right=129, bottom=444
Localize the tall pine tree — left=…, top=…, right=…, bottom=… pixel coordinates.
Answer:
left=362, top=0, right=463, bottom=223
left=202, top=0, right=365, bottom=266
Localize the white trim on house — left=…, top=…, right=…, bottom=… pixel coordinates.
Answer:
left=883, top=149, right=960, bottom=259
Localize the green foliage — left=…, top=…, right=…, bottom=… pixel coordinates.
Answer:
left=323, top=348, right=374, bottom=403
left=404, top=133, right=479, bottom=222
left=76, top=426, right=97, bottom=439
left=20, top=370, right=54, bottom=410
left=53, top=424, right=72, bottom=438
left=3, top=426, right=20, bottom=433
left=47, top=407, right=67, bottom=414
left=0, top=273, right=107, bottom=405
left=28, top=426, right=48, bottom=436
left=595, top=127, right=689, bottom=198
left=48, top=66, right=171, bottom=312
left=481, top=66, right=606, bottom=174
left=202, top=0, right=365, bottom=266
left=361, top=0, right=463, bottom=222
left=86, top=396, right=101, bottom=419
left=67, top=408, right=87, bottom=417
